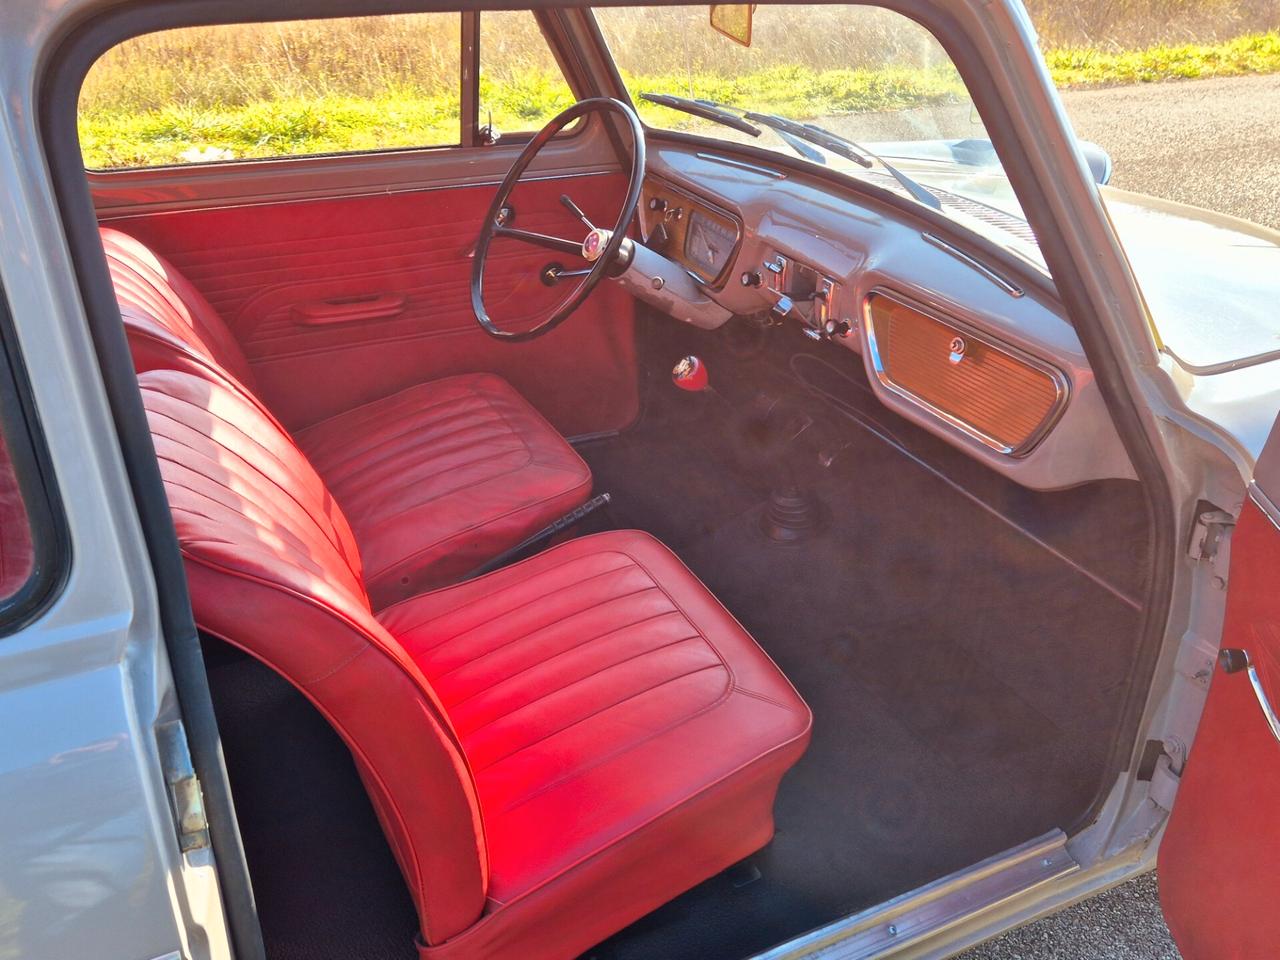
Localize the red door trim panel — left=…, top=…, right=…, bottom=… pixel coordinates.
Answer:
left=1159, top=492, right=1280, bottom=960
left=108, top=174, right=639, bottom=436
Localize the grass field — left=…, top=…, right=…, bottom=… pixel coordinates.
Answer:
left=76, top=6, right=1280, bottom=169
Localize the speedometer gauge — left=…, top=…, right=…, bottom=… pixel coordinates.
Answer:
left=685, top=211, right=736, bottom=278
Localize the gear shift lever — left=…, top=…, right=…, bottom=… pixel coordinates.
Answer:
left=672, top=355, right=710, bottom=393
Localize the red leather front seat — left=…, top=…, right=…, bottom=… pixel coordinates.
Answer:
left=102, top=226, right=592, bottom=604
left=140, top=367, right=811, bottom=959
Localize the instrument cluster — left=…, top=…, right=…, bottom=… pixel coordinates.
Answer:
left=639, top=178, right=743, bottom=287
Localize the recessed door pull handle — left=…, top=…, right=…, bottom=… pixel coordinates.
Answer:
left=1219, top=648, right=1280, bottom=744
left=293, top=293, right=406, bottom=326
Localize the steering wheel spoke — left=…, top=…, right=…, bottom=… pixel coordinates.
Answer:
left=472, top=98, right=646, bottom=341
left=494, top=224, right=584, bottom=257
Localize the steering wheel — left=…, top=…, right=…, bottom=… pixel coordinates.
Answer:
left=471, top=98, right=646, bottom=341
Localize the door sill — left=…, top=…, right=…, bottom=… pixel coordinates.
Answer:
left=755, top=830, right=1079, bottom=959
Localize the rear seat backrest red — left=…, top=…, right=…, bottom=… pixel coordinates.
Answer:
left=101, top=227, right=258, bottom=389
left=139, top=367, right=492, bottom=942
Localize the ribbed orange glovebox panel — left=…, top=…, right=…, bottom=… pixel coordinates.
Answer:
left=869, top=292, right=1062, bottom=451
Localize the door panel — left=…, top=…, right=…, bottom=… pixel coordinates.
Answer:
left=1159, top=424, right=1280, bottom=959
left=103, top=172, right=638, bottom=435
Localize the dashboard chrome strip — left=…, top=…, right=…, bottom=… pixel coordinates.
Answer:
left=693, top=152, right=787, bottom=178
left=922, top=232, right=1024, bottom=298
left=861, top=288, right=1069, bottom=458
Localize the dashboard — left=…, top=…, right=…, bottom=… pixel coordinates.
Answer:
left=631, top=152, right=1134, bottom=490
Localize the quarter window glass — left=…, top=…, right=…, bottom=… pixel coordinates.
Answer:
left=0, top=304, right=61, bottom=632
left=478, top=11, right=579, bottom=137
left=0, top=430, right=34, bottom=602
left=79, top=14, right=462, bottom=169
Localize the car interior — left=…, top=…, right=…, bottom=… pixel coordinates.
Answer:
left=70, top=4, right=1157, bottom=959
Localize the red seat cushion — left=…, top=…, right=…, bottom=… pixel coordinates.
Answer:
left=296, top=372, right=593, bottom=608
left=103, top=227, right=593, bottom=600
left=140, top=368, right=811, bottom=958
left=380, top=531, right=812, bottom=960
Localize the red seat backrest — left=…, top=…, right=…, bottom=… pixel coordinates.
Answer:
left=139, top=367, right=490, bottom=944
left=102, top=227, right=259, bottom=390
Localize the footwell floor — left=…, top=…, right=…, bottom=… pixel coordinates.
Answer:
left=579, top=316, right=1148, bottom=959
left=207, top=314, right=1150, bottom=960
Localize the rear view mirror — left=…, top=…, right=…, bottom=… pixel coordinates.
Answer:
left=709, top=5, right=754, bottom=47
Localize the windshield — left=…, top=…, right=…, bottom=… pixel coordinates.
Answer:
left=593, top=5, right=1039, bottom=257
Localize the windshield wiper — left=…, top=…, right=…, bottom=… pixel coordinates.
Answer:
left=745, top=113, right=942, bottom=210
left=638, top=93, right=762, bottom=138
left=640, top=93, right=943, bottom=212
left=639, top=92, right=830, bottom=164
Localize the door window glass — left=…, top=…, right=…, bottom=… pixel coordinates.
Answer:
left=79, top=13, right=462, bottom=168
left=477, top=11, right=579, bottom=140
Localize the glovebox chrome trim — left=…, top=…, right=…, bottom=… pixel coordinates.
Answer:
left=862, top=287, right=1070, bottom=457
left=755, top=830, right=1079, bottom=960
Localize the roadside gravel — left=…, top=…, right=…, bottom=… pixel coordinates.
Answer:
left=959, top=872, right=1180, bottom=959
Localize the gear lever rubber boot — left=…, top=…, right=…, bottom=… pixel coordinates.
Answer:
left=759, top=429, right=821, bottom=542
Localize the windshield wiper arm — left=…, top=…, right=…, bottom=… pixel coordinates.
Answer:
left=640, top=95, right=942, bottom=211
left=803, top=120, right=943, bottom=211
left=744, top=112, right=871, bottom=168
left=639, top=93, right=762, bottom=138
left=743, top=111, right=941, bottom=210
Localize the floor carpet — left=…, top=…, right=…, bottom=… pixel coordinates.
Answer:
left=205, top=312, right=1151, bottom=960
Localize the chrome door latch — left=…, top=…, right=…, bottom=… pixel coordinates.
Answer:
left=1219, top=648, right=1280, bottom=745
left=156, top=719, right=210, bottom=852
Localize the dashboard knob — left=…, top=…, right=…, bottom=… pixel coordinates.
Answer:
left=741, top=270, right=762, bottom=287
left=647, top=196, right=667, bottom=213
left=824, top=318, right=852, bottom=338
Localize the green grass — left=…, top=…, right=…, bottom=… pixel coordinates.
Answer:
left=78, top=30, right=1280, bottom=168
left=79, top=92, right=461, bottom=167
left=1046, top=30, right=1280, bottom=86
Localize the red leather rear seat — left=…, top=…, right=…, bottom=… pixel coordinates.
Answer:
left=102, top=226, right=592, bottom=602
left=140, top=367, right=811, bottom=959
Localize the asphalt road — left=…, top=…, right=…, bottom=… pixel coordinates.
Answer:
left=1062, top=72, right=1280, bottom=230
left=959, top=72, right=1280, bottom=960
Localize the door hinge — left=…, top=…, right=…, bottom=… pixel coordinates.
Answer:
left=1148, top=736, right=1187, bottom=812
left=1188, top=506, right=1235, bottom=562
left=156, top=719, right=210, bottom=853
